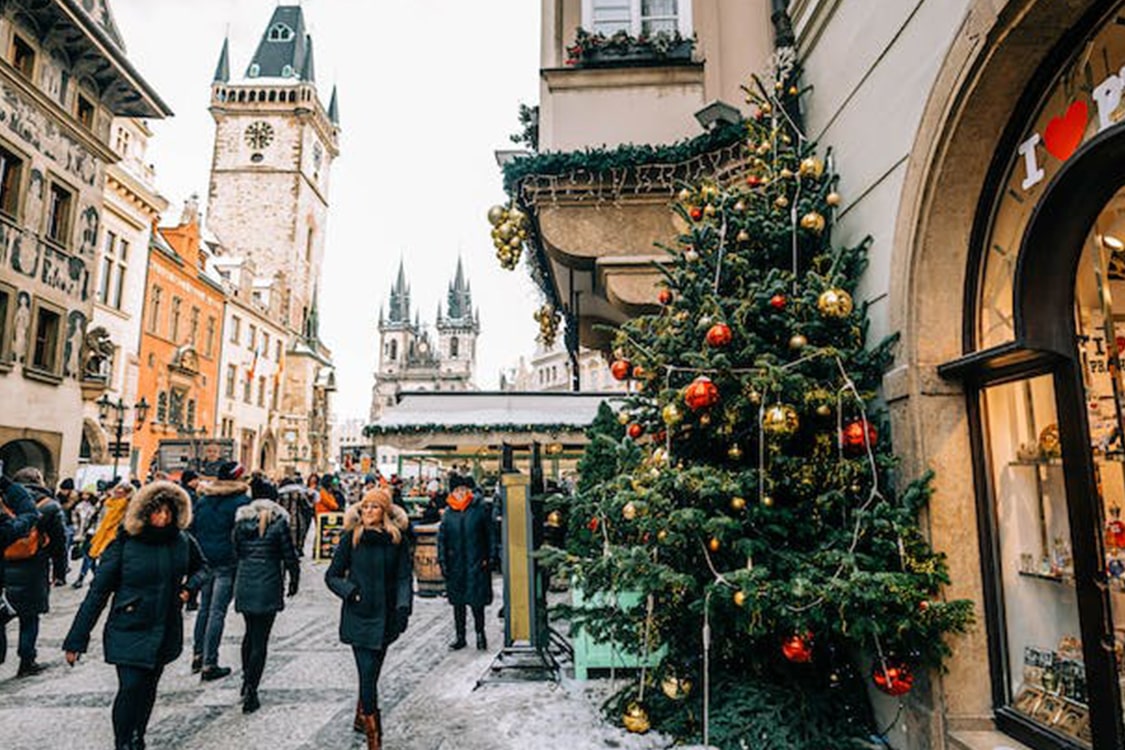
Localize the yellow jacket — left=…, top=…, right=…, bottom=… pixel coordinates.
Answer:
left=88, top=496, right=128, bottom=559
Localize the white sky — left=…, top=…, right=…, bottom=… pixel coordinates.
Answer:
left=112, top=0, right=545, bottom=420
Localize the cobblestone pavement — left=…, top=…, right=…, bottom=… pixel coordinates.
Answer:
left=0, top=554, right=670, bottom=750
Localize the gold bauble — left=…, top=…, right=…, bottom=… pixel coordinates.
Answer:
left=760, top=103, right=773, bottom=115
left=622, top=501, right=638, bottom=521
left=657, top=529, right=668, bottom=542
left=508, top=207, right=527, bottom=226
left=508, top=236, right=522, bottom=249
left=816, top=404, right=833, bottom=418
left=826, top=192, right=842, bottom=207
left=677, top=188, right=693, bottom=203
left=662, top=403, right=683, bottom=426
left=490, top=228, right=501, bottom=240
left=733, top=200, right=746, bottom=213
left=774, top=81, right=784, bottom=92
left=758, top=140, right=772, bottom=154
left=733, top=590, right=747, bottom=606
left=737, top=229, right=751, bottom=242
left=623, top=702, right=650, bottom=734
left=545, top=510, right=563, bottom=528
left=704, top=204, right=717, bottom=217
left=761, top=495, right=775, bottom=508
left=780, top=134, right=792, bottom=145
left=708, top=537, right=721, bottom=552
left=780, top=168, right=794, bottom=179
left=799, top=157, right=824, bottom=179
left=699, top=413, right=712, bottom=427
left=788, top=85, right=799, bottom=96
left=817, top=288, right=854, bottom=319
left=618, top=411, right=631, bottom=426
left=727, top=444, right=743, bottom=461
left=487, top=205, right=507, bottom=226
left=497, top=221, right=515, bottom=241
left=730, top=496, right=747, bottom=511
left=789, top=333, right=808, bottom=350
left=800, top=211, right=826, bottom=234
left=774, top=195, right=789, bottom=209
left=661, top=674, right=693, bottom=700
left=684, top=248, right=700, bottom=263
left=762, top=403, right=800, bottom=437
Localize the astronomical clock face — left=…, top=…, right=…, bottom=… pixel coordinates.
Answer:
left=244, top=121, right=274, bottom=150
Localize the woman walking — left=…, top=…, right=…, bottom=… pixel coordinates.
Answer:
left=232, top=498, right=299, bottom=713
left=325, top=488, right=413, bottom=750
left=63, top=482, right=206, bottom=750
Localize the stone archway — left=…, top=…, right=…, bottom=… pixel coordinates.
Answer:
left=886, top=0, right=1109, bottom=735
left=0, top=439, right=54, bottom=484
left=259, top=432, right=277, bottom=475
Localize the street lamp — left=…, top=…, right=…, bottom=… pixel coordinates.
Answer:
left=97, top=395, right=150, bottom=479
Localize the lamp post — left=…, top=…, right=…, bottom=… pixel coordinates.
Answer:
left=177, top=424, right=208, bottom=473
left=97, top=395, right=150, bottom=480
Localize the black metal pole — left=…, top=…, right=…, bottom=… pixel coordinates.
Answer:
left=112, top=409, right=123, bottom=479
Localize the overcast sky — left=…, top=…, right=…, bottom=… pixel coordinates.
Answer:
left=112, top=0, right=544, bottom=420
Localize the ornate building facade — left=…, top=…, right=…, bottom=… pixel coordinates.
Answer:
left=369, top=260, right=479, bottom=421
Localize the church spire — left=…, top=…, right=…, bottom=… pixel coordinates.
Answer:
left=327, top=85, right=340, bottom=125
left=213, top=36, right=230, bottom=83
left=443, top=256, right=473, bottom=323
left=245, top=5, right=311, bottom=80
left=386, top=260, right=411, bottom=326
left=300, top=34, right=316, bottom=82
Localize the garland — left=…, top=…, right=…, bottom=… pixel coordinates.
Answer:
left=363, top=422, right=591, bottom=438
left=566, top=27, right=694, bottom=67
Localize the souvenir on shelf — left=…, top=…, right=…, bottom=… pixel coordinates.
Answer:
left=1038, top=423, right=1062, bottom=459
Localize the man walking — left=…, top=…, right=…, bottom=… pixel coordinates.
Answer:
left=437, top=474, right=493, bottom=651
left=190, top=461, right=250, bottom=680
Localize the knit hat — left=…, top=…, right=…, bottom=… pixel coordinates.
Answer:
left=217, top=461, right=244, bottom=482
left=180, top=469, right=198, bottom=485
left=60, top=478, right=75, bottom=491
left=448, top=474, right=474, bottom=492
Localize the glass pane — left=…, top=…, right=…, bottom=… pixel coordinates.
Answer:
left=984, top=375, right=1089, bottom=746
left=592, top=0, right=631, bottom=34
left=642, top=0, right=676, bottom=14
left=641, top=18, right=677, bottom=35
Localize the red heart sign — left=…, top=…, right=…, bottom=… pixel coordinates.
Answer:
left=1043, top=100, right=1088, bottom=161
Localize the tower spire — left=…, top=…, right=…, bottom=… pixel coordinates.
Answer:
left=328, top=84, right=340, bottom=125
left=213, top=36, right=230, bottom=83
left=300, top=34, right=316, bottom=81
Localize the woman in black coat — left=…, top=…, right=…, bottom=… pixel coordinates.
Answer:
left=437, top=474, right=493, bottom=651
left=325, top=488, right=412, bottom=750
left=232, top=499, right=299, bottom=713
left=63, top=482, right=206, bottom=750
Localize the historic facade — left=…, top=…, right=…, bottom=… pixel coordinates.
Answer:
left=501, top=341, right=622, bottom=394
left=205, top=4, right=338, bottom=474
left=0, top=0, right=170, bottom=484
left=369, top=260, right=480, bottom=422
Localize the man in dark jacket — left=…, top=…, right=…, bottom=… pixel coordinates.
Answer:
left=437, top=474, right=494, bottom=651
left=2, top=468, right=66, bottom=676
left=0, top=474, right=40, bottom=670
left=190, top=461, right=250, bottom=681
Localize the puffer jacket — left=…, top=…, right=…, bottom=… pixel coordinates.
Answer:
left=438, top=492, right=494, bottom=608
left=0, top=478, right=40, bottom=598
left=233, top=500, right=300, bottom=614
left=325, top=503, right=413, bottom=650
left=191, top=479, right=251, bottom=569
left=63, top=482, right=207, bottom=669
left=3, top=486, right=66, bottom=614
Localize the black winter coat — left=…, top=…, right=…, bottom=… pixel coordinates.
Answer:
left=438, top=494, right=494, bottom=608
left=233, top=500, right=299, bottom=614
left=3, top=488, right=67, bottom=615
left=0, top=479, right=40, bottom=599
left=63, top=482, right=206, bottom=669
left=325, top=506, right=413, bottom=651
left=191, top=480, right=251, bottom=569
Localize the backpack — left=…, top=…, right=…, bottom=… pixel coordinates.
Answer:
left=2, top=497, right=51, bottom=562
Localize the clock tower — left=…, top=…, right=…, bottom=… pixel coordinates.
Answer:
left=205, top=5, right=340, bottom=333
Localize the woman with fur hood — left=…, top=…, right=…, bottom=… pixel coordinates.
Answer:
left=62, top=482, right=207, bottom=750
left=325, top=488, right=413, bottom=750
left=232, top=498, right=300, bottom=714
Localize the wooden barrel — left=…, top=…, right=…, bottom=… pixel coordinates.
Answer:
left=413, top=523, right=444, bottom=597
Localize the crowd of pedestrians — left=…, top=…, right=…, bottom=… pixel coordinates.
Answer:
left=0, top=462, right=498, bottom=750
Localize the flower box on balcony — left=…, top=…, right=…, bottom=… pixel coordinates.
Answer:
left=566, top=28, right=695, bottom=69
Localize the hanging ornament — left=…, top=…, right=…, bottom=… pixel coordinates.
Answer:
left=704, top=204, right=717, bottom=217
left=684, top=376, right=720, bottom=411
left=622, top=702, right=651, bottom=734
left=627, top=423, right=644, bottom=440
left=762, top=404, right=800, bottom=437
left=699, top=413, right=712, bottom=426
left=658, top=288, right=673, bottom=306
left=727, top=444, right=743, bottom=461
left=622, top=501, right=638, bottom=520
left=661, top=674, right=693, bottom=700
left=632, top=364, right=648, bottom=380
left=677, top=188, right=693, bottom=203
left=684, top=247, right=700, bottom=263
left=746, top=175, right=763, bottom=188
left=708, top=536, right=721, bottom=552
left=780, top=167, right=794, bottom=179
left=817, top=288, right=854, bottom=319
left=705, top=322, right=733, bottom=348
left=841, top=419, right=878, bottom=453
left=782, top=632, right=814, bottom=663
left=799, top=157, right=824, bottom=179
left=804, top=388, right=835, bottom=418
left=662, top=403, right=683, bottom=426
left=774, top=195, right=789, bottom=209
left=789, top=333, right=808, bottom=351
left=737, top=229, right=751, bottom=242
left=769, top=293, right=787, bottom=311
left=533, top=304, right=561, bottom=347
left=587, top=517, right=599, bottom=532
left=611, top=359, right=632, bottom=381
left=826, top=192, right=842, bottom=207
left=733, top=200, right=747, bottom=213
left=800, top=212, right=826, bottom=234
left=545, top=510, right=563, bottom=528
left=761, top=495, right=775, bottom=508
left=617, top=411, right=631, bottom=427
left=689, top=206, right=704, bottom=222
left=487, top=205, right=507, bottom=226
left=733, top=590, right=747, bottom=606
left=872, top=660, right=914, bottom=696
left=730, top=496, right=747, bottom=511
left=656, top=529, right=668, bottom=542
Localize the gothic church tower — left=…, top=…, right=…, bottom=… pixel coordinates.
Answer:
left=205, top=5, right=340, bottom=334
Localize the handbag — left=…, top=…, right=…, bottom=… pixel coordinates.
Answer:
left=0, top=589, right=17, bottom=625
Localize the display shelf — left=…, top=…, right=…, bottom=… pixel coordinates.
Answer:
left=1008, top=451, right=1125, bottom=467
left=1018, top=570, right=1070, bottom=584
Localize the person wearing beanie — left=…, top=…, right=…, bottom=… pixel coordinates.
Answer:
left=189, top=461, right=250, bottom=681
left=437, top=474, right=493, bottom=651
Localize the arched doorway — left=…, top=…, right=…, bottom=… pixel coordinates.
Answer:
left=259, top=432, right=276, bottom=474
left=0, top=439, right=53, bottom=483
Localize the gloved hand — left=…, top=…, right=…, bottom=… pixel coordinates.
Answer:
left=286, top=579, right=299, bottom=598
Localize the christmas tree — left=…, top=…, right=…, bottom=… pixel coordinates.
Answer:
left=551, top=54, right=974, bottom=749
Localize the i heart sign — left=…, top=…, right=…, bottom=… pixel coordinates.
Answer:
left=1043, top=100, right=1088, bottom=161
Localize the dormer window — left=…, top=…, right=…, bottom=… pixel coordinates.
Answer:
left=268, top=23, right=294, bottom=42
left=281, top=64, right=293, bottom=78
left=248, top=63, right=260, bottom=78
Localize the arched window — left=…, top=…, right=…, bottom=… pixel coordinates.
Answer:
left=450, top=337, right=459, bottom=358
left=268, top=23, right=294, bottom=42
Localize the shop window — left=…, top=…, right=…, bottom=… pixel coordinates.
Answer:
left=10, top=34, right=34, bottom=78
left=45, top=181, right=73, bottom=246
left=0, top=144, right=23, bottom=218
left=29, top=303, right=60, bottom=373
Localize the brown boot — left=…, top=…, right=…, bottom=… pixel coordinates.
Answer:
left=362, top=712, right=381, bottom=750
left=353, top=700, right=364, bottom=733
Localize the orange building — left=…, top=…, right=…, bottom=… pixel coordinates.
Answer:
left=134, top=202, right=225, bottom=477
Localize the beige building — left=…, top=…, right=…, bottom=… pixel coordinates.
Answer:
left=511, top=1, right=1125, bottom=749
left=0, top=0, right=169, bottom=484
left=501, top=341, right=623, bottom=394
left=206, top=4, right=338, bottom=475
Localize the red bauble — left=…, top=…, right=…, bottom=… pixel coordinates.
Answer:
left=654, top=429, right=667, bottom=443
left=611, top=359, right=632, bottom=381
left=705, top=322, right=733, bottom=348
left=684, top=376, right=720, bottom=412
left=627, top=423, right=644, bottom=439
left=746, top=175, right=763, bottom=187
left=587, top=517, right=600, bottom=532
left=658, top=289, right=673, bottom=306
left=689, top=206, right=704, bottom=221
left=769, top=294, right=787, bottom=311
left=781, top=632, right=814, bottom=663
left=872, top=661, right=914, bottom=696
left=841, top=419, right=878, bottom=453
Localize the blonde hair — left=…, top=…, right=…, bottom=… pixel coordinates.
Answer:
left=352, top=487, right=402, bottom=546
